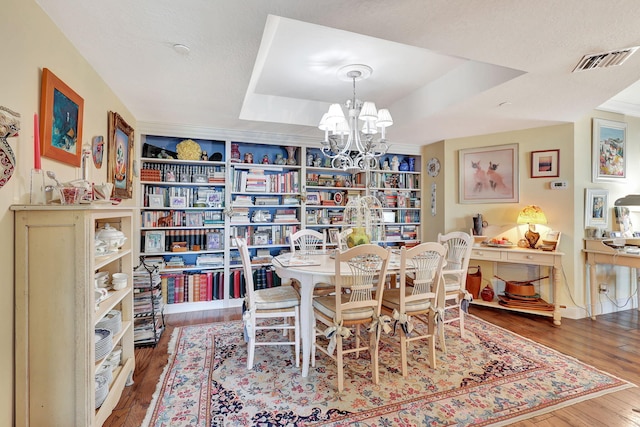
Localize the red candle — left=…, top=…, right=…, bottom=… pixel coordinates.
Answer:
left=34, top=113, right=41, bottom=170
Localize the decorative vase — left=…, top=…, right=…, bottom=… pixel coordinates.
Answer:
left=480, top=283, right=495, bottom=302
left=408, top=157, right=415, bottom=171
left=347, top=227, right=370, bottom=248
left=230, top=143, right=241, bottom=163
left=286, top=146, right=297, bottom=165
left=399, top=160, right=409, bottom=171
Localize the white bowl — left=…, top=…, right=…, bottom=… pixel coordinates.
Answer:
left=112, top=280, right=127, bottom=291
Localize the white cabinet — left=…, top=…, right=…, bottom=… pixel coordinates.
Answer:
left=13, top=206, right=135, bottom=427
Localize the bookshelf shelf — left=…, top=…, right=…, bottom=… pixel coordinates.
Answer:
left=140, top=135, right=421, bottom=312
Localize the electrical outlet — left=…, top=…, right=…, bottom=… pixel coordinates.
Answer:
left=599, top=284, right=608, bottom=293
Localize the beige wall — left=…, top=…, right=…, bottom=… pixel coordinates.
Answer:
left=422, top=115, right=640, bottom=320
left=2, top=1, right=135, bottom=424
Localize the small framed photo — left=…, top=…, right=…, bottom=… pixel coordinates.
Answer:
left=206, top=232, right=221, bottom=250
left=169, top=196, right=187, bottom=208
left=397, top=192, right=407, bottom=208
left=328, top=228, right=340, bottom=244
left=144, top=230, right=165, bottom=254
left=192, top=174, right=207, bottom=183
left=148, top=194, right=165, bottom=208
left=531, top=149, right=559, bottom=178
left=253, top=233, right=269, bottom=245
left=307, top=192, right=321, bottom=205
left=206, top=191, right=222, bottom=207
left=585, top=188, right=608, bottom=228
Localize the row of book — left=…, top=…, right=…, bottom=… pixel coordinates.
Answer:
left=231, top=224, right=299, bottom=246
left=229, top=266, right=282, bottom=299
left=141, top=210, right=224, bottom=227
left=141, top=228, right=224, bottom=253
left=232, top=170, right=300, bottom=193
left=161, top=271, right=226, bottom=304
left=141, top=162, right=225, bottom=183
left=369, top=171, right=420, bottom=189
left=160, top=267, right=283, bottom=303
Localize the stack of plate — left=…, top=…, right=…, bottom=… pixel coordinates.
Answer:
left=96, top=310, right=122, bottom=335
left=95, top=374, right=109, bottom=409
left=95, top=328, right=113, bottom=361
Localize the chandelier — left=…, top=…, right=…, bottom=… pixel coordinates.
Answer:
left=319, top=64, right=392, bottom=173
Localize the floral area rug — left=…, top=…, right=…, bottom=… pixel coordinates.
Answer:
left=141, top=313, right=633, bottom=427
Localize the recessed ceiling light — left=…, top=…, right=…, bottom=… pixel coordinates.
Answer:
left=172, top=44, right=191, bottom=55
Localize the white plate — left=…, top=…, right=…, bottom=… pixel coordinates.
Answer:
left=486, top=242, right=515, bottom=248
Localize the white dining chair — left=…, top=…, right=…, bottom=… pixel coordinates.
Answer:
left=289, top=229, right=333, bottom=297
left=437, top=231, right=473, bottom=344
left=312, top=244, right=391, bottom=392
left=235, top=237, right=300, bottom=369
left=380, top=242, right=446, bottom=376
left=289, top=229, right=326, bottom=255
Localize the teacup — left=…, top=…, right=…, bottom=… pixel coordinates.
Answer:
left=95, top=288, right=109, bottom=302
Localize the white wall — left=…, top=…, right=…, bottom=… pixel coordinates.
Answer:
left=1, top=1, right=135, bottom=424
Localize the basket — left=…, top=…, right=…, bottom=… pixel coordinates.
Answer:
left=466, top=265, right=482, bottom=299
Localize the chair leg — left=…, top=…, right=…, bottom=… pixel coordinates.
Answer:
left=459, top=306, right=465, bottom=339
left=370, top=329, right=380, bottom=385
left=355, top=324, right=361, bottom=358
left=247, top=322, right=256, bottom=369
left=427, top=318, right=437, bottom=369
left=294, top=308, right=300, bottom=367
left=400, top=333, right=408, bottom=377
left=337, top=334, right=344, bottom=392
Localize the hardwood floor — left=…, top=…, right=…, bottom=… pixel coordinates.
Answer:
left=104, top=307, right=640, bottom=427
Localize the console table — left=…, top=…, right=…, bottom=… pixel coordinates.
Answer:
left=469, top=246, right=564, bottom=325
left=584, top=238, right=640, bottom=320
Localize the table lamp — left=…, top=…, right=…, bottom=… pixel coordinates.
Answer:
left=517, top=205, right=547, bottom=248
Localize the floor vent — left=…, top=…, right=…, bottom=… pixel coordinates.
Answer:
left=573, top=47, right=639, bottom=72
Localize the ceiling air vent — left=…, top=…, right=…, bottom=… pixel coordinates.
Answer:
left=573, top=46, right=639, bottom=72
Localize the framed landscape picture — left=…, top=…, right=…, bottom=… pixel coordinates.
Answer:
left=530, top=149, right=559, bottom=178
left=592, top=118, right=626, bottom=183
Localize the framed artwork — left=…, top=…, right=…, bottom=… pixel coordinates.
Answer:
left=585, top=188, right=608, bottom=228
left=306, top=192, right=321, bottom=205
left=206, top=232, right=221, bottom=250
left=144, top=230, right=165, bottom=254
left=148, top=194, right=165, bottom=208
left=592, top=118, right=626, bottom=183
left=107, top=111, right=134, bottom=198
left=39, top=68, right=84, bottom=167
left=169, top=196, right=187, bottom=208
left=206, top=191, right=222, bottom=207
left=458, top=143, right=519, bottom=204
left=92, top=136, right=104, bottom=168
left=328, top=228, right=340, bottom=245
left=530, top=149, right=559, bottom=178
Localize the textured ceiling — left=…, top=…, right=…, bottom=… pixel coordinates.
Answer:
left=35, top=0, right=640, bottom=149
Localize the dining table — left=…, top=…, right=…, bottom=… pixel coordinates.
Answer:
left=272, top=250, right=402, bottom=378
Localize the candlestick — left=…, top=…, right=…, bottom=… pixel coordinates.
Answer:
left=34, top=113, right=41, bottom=170
left=30, top=168, right=46, bottom=205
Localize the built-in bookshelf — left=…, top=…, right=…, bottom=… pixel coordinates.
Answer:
left=139, top=134, right=421, bottom=313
